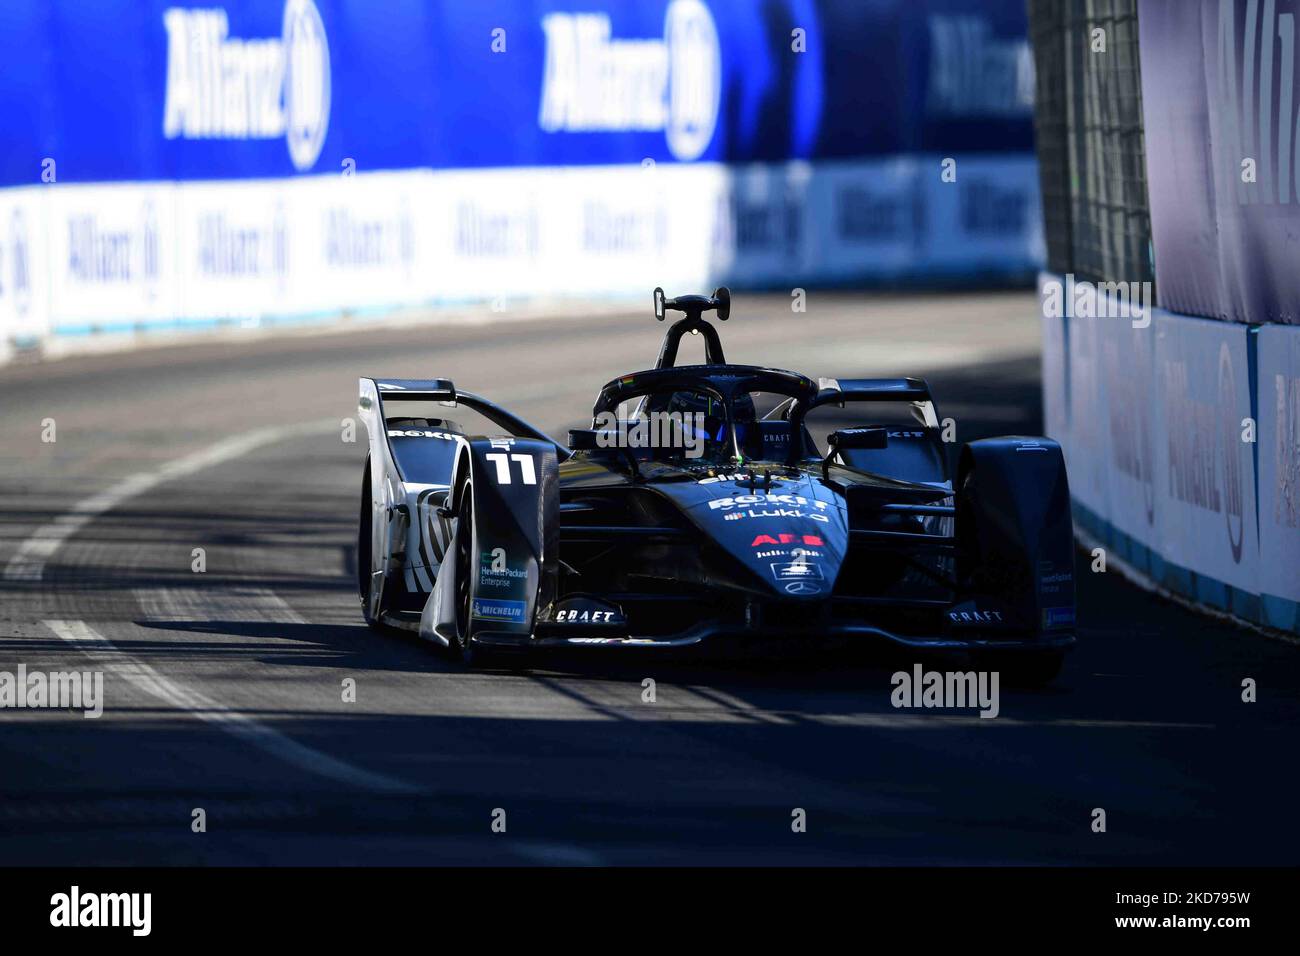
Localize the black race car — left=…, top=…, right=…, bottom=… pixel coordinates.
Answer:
left=357, top=289, right=1076, bottom=683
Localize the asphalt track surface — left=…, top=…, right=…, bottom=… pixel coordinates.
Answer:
left=1, top=291, right=1297, bottom=866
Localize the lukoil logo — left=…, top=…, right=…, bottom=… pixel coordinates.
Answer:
left=538, top=0, right=720, bottom=161
left=162, top=0, right=331, bottom=171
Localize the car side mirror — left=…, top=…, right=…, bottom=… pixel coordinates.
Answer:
left=823, top=427, right=887, bottom=478
left=568, top=429, right=602, bottom=450
left=653, top=287, right=666, bottom=321
left=828, top=427, right=888, bottom=451
left=713, top=286, right=730, bottom=321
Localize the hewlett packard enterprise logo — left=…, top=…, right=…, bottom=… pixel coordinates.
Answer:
left=162, top=0, right=331, bottom=171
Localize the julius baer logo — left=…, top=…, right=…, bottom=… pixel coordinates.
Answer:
left=539, top=0, right=721, bottom=161
left=162, top=0, right=331, bottom=171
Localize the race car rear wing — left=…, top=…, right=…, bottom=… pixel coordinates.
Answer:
left=784, top=377, right=939, bottom=465
left=369, top=378, right=457, bottom=401
left=359, top=377, right=568, bottom=456
left=811, top=377, right=932, bottom=407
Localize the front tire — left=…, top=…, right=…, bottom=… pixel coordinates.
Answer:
left=446, top=481, right=529, bottom=670
left=449, top=481, right=484, bottom=664
left=358, top=456, right=385, bottom=632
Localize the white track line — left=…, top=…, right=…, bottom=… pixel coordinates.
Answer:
left=134, top=586, right=308, bottom=625
left=5, top=420, right=335, bottom=582
left=44, top=619, right=419, bottom=794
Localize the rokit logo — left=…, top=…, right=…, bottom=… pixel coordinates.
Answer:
left=710, top=494, right=829, bottom=511
left=162, top=0, right=331, bottom=171
left=387, top=429, right=458, bottom=440
left=710, top=493, right=831, bottom=523
left=538, top=0, right=720, bottom=161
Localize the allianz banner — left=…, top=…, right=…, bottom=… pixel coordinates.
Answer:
left=1065, top=309, right=1110, bottom=522
left=1102, top=311, right=1160, bottom=571
left=1154, top=313, right=1259, bottom=612
left=1053, top=279, right=1161, bottom=572
left=0, top=0, right=1033, bottom=186
left=1257, top=324, right=1300, bottom=630
left=1140, top=0, right=1300, bottom=324
left=0, top=0, right=1041, bottom=339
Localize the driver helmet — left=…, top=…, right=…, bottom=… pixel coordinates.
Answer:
left=664, top=390, right=755, bottom=450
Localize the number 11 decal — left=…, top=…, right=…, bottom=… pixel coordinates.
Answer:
left=485, top=453, right=537, bottom=485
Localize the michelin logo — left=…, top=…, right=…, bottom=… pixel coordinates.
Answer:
left=162, top=0, right=330, bottom=171
left=471, top=598, right=528, bottom=623
left=538, top=0, right=720, bottom=161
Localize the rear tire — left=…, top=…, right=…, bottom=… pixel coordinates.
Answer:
left=955, top=438, right=1075, bottom=638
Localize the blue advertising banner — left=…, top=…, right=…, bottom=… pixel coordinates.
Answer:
left=0, top=0, right=1034, bottom=185
left=1140, top=0, right=1300, bottom=325
left=0, top=1, right=1041, bottom=346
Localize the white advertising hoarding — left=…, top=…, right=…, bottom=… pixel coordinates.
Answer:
left=1065, top=308, right=1110, bottom=522
left=0, top=186, right=49, bottom=348
left=1100, top=300, right=1159, bottom=566
left=46, top=182, right=180, bottom=332
left=1153, top=312, right=1258, bottom=599
left=1039, top=273, right=1068, bottom=450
